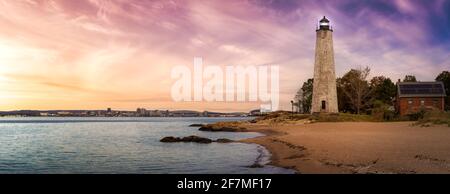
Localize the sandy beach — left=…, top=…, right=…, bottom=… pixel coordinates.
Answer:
left=237, top=121, right=450, bottom=174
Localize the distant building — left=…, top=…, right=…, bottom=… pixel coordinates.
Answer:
left=395, top=81, right=446, bottom=115
left=106, top=108, right=113, bottom=116
left=149, top=110, right=161, bottom=117
left=171, top=110, right=201, bottom=117
left=136, top=108, right=148, bottom=116
left=57, top=111, right=71, bottom=116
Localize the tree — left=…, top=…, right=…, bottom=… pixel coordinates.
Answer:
left=293, top=87, right=303, bottom=113
left=436, top=71, right=450, bottom=110
left=340, top=66, right=372, bottom=114
left=403, top=75, right=417, bottom=82
left=300, top=78, right=313, bottom=113
left=336, top=78, right=352, bottom=112
left=369, top=76, right=396, bottom=105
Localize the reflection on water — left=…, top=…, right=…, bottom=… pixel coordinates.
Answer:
left=0, top=117, right=293, bottom=174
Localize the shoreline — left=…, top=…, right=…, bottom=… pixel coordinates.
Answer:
left=227, top=120, right=450, bottom=174
left=238, top=124, right=307, bottom=174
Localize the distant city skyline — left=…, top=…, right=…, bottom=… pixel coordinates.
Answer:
left=0, top=0, right=449, bottom=111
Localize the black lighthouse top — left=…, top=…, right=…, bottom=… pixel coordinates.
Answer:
left=317, top=16, right=332, bottom=31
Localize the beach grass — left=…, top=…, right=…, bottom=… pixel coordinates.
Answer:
left=254, top=111, right=375, bottom=123
left=415, top=110, right=450, bottom=127
left=311, top=113, right=374, bottom=122
left=250, top=110, right=450, bottom=126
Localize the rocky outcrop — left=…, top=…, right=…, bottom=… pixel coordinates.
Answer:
left=189, top=124, right=205, bottom=127
left=180, top=135, right=212, bottom=143
left=160, top=136, right=181, bottom=143
left=198, top=124, right=247, bottom=132
left=160, top=136, right=234, bottom=144
left=215, top=138, right=234, bottom=143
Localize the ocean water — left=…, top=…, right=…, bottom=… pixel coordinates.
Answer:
left=0, top=117, right=293, bottom=174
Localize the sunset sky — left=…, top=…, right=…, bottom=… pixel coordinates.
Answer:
left=0, top=0, right=449, bottom=112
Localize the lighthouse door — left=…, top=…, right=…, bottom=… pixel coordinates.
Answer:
left=321, top=100, right=326, bottom=110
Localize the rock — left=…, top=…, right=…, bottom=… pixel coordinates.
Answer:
left=198, top=125, right=214, bottom=131
left=198, top=124, right=246, bottom=132
left=247, top=163, right=264, bottom=168
left=215, top=138, right=234, bottom=143
left=160, top=136, right=236, bottom=144
left=189, top=124, right=205, bottom=127
left=160, top=136, right=180, bottom=142
left=248, top=120, right=258, bottom=123
left=160, top=135, right=212, bottom=144
left=181, top=135, right=212, bottom=144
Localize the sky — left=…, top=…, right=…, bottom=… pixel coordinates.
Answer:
left=0, top=0, right=449, bottom=112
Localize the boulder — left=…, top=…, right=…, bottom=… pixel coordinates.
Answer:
left=248, top=120, right=258, bottom=123
left=189, top=124, right=205, bottom=127
left=181, top=135, right=212, bottom=144
left=215, top=138, right=234, bottom=143
left=247, top=163, right=264, bottom=168
left=160, top=135, right=212, bottom=144
left=160, top=136, right=181, bottom=142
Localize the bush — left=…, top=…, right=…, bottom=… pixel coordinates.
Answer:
left=406, top=110, right=426, bottom=121
left=371, top=100, right=396, bottom=121
left=415, top=110, right=450, bottom=126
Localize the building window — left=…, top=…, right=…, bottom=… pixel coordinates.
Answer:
left=433, top=99, right=438, bottom=107
left=420, top=99, right=425, bottom=106
left=407, top=99, right=413, bottom=111
left=321, top=100, right=326, bottom=110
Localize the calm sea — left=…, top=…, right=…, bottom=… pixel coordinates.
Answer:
left=0, top=117, right=293, bottom=174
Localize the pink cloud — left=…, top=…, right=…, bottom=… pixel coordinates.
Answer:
left=0, top=0, right=448, bottom=111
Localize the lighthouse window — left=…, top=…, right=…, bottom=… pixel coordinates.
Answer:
left=321, top=101, right=326, bottom=110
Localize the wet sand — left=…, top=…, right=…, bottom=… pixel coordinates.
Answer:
left=239, top=122, right=450, bottom=174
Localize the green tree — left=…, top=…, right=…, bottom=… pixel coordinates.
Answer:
left=370, top=76, right=396, bottom=105
left=336, top=78, right=352, bottom=113
left=340, top=67, right=372, bottom=114
left=293, top=87, right=303, bottom=113
left=403, top=75, right=417, bottom=82
left=435, top=71, right=450, bottom=110
left=301, top=78, right=313, bottom=113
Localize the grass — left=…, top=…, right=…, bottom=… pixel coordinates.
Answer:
left=253, top=110, right=450, bottom=126
left=311, top=113, right=374, bottom=122
left=254, top=111, right=375, bottom=123
left=415, top=110, right=450, bottom=127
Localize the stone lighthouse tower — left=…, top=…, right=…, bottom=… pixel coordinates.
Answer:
left=311, top=16, right=338, bottom=113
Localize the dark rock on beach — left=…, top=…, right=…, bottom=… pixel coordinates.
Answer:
left=160, top=135, right=212, bottom=143
left=181, top=135, right=213, bottom=143
left=215, top=138, right=234, bottom=143
left=189, top=124, right=205, bottom=127
left=247, top=163, right=264, bottom=168
left=160, top=136, right=234, bottom=144
left=248, top=119, right=258, bottom=123
left=198, top=124, right=247, bottom=132
left=160, top=136, right=181, bottom=142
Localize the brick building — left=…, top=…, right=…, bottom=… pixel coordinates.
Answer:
left=396, top=81, right=446, bottom=115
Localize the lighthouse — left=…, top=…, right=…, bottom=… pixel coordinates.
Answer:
left=311, top=16, right=338, bottom=113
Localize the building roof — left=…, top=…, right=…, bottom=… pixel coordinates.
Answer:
left=397, top=81, right=446, bottom=97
